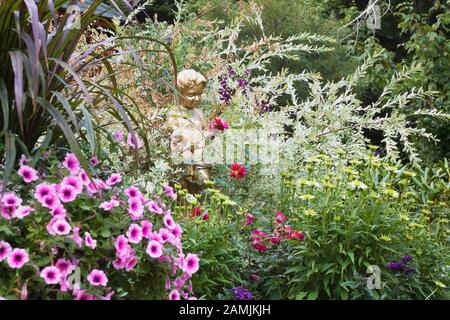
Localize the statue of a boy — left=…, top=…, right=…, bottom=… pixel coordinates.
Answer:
left=166, top=69, right=212, bottom=193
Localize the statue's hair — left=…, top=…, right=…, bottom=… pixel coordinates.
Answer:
left=176, top=69, right=207, bottom=91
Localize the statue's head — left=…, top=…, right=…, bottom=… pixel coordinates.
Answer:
left=176, top=69, right=207, bottom=109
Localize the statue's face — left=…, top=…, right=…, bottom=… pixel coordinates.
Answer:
left=180, top=83, right=204, bottom=109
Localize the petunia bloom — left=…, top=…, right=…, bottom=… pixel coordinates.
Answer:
left=62, top=153, right=80, bottom=174
left=0, top=241, right=12, bottom=262
left=7, top=248, right=29, bottom=269
left=146, top=240, right=163, bottom=258
left=87, top=269, right=108, bottom=287
left=18, top=165, right=39, bottom=183
left=40, top=266, right=62, bottom=285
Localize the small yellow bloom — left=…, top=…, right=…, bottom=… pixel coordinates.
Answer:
left=383, top=188, right=399, bottom=198
left=399, top=214, right=410, bottom=221
left=433, top=280, right=447, bottom=288
left=348, top=180, right=368, bottom=190
left=299, top=194, right=315, bottom=201
left=304, top=209, right=318, bottom=217
left=403, top=170, right=416, bottom=177
left=380, top=234, right=391, bottom=242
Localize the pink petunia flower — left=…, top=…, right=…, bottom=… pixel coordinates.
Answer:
left=124, top=186, right=141, bottom=198
left=51, top=205, right=67, bottom=217
left=84, top=232, right=97, bottom=249
left=1, top=192, right=22, bottom=207
left=61, top=176, right=83, bottom=194
left=146, top=240, right=163, bottom=258
left=56, top=259, right=76, bottom=276
left=99, top=199, right=120, bottom=211
left=105, top=174, right=122, bottom=186
left=168, top=289, right=181, bottom=300
left=73, top=289, right=95, bottom=300
left=114, top=235, right=129, bottom=254
left=163, top=215, right=176, bottom=230
left=40, top=266, right=62, bottom=285
left=181, top=253, right=200, bottom=275
left=19, top=154, right=29, bottom=166
left=42, top=194, right=60, bottom=210
left=34, top=183, right=54, bottom=203
left=125, top=256, right=139, bottom=272
left=87, top=269, right=108, bottom=287
left=62, top=153, right=80, bottom=174
left=147, top=200, right=163, bottom=214
left=58, top=185, right=77, bottom=203
left=71, top=227, right=83, bottom=248
left=163, top=184, right=177, bottom=200
left=7, top=248, right=29, bottom=269
left=126, top=224, right=143, bottom=244
left=127, top=132, right=143, bottom=149
left=113, top=129, right=124, bottom=142
left=78, top=170, right=90, bottom=186
left=52, top=218, right=72, bottom=236
left=128, top=198, right=144, bottom=220
left=112, top=257, right=127, bottom=270
left=0, top=241, right=12, bottom=262
left=13, top=206, right=35, bottom=219
left=170, top=224, right=183, bottom=239
left=18, top=165, right=39, bottom=183
left=90, top=156, right=99, bottom=166
left=141, top=220, right=153, bottom=239
left=159, top=228, right=174, bottom=244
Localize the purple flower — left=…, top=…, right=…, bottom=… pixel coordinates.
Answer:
left=385, top=261, right=405, bottom=272
left=227, top=66, right=236, bottom=77
left=400, top=256, right=413, bottom=264
left=405, top=267, right=416, bottom=274
left=219, top=78, right=233, bottom=105
left=230, top=287, right=253, bottom=300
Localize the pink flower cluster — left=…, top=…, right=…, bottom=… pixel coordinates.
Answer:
left=1, top=151, right=198, bottom=300
left=0, top=241, right=29, bottom=269
left=208, top=118, right=229, bottom=132
left=250, top=211, right=305, bottom=252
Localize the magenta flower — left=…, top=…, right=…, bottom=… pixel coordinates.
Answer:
left=127, top=132, right=143, bottom=149
left=0, top=205, right=14, bottom=220
left=42, top=194, right=60, bottom=210
left=73, top=289, right=95, bottom=300
left=51, top=205, right=67, bottom=217
left=1, top=192, right=22, bottom=207
left=99, top=198, right=120, bottom=211
left=163, top=184, right=177, bottom=200
left=275, top=211, right=286, bottom=224
left=159, top=228, right=174, bottom=244
left=141, top=220, right=153, bottom=239
left=125, top=256, right=139, bottom=271
left=208, top=118, right=229, bottom=132
left=245, top=214, right=255, bottom=226
left=40, top=266, right=62, bottom=285
left=18, top=165, right=39, bottom=183
left=182, top=253, right=200, bottom=275
left=70, top=227, right=83, bottom=248
left=78, top=170, right=89, bottom=185
left=113, top=129, right=124, bottom=142
left=148, top=200, right=163, bottom=214
left=62, top=153, right=80, bottom=174
left=168, top=289, right=181, bottom=300
left=56, top=259, right=75, bottom=276
left=126, top=224, right=143, bottom=244
left=34, top=183, right=54, bottom=202
left=52, top=218, right=72, bottom=236
left=61, top=176, right=83, bottom=194
left=106, top=173, right=122, bottom=186
left=113, top=257, right=127, bottom=270
left=115, top=235, right=129, bottom=254
left=124, top=186, right=141, bottom=198
left=87, top=269, right=108, bottom=287
left=163, top=215, right=176, bottom=230
left=170, top=224, right=183, bottom=239
left=13, top=206, right=34, bottom=219
left=85, top=232, right=97, bottom=249
left=58, top=185, right=77, bottom=203
left=7, top=248, right=29, bottom=269
left=146, top=240, right=163, bottom=258
left=90, top=156, right=99, bottom=166
left=128, top=198, right=144, bottom=220
left=19, top=154, right=29, bottom=166
left=0, top=241, right=12, bottom=262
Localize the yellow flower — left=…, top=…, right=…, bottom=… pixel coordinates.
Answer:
left=334, top=215, right=341, bottom=222
left=297, top=178, right=309, bottom=186
left=368, top=145, right=379, bottom=151
left=403, top=170, right=416, bottom=177
left=380, top=234, right=391, bottom=242
left=405, top=234, right=413, bottom=240
left=299, top=194, right=315, bottom=201
left=383, top=188, right=399, bottom=198
left=385, top=165, right=399, bottom=173
left=400, top=214, right=410, bottom=221
left=337, top=149, right=346, bottom=155
left=304, top=209, right=317, bottom=217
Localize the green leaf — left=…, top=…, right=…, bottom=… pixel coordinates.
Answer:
left=307, top=291, right=319, bottom=300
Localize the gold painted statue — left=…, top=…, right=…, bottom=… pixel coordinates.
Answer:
left=166, top=69, right=213, bottom=193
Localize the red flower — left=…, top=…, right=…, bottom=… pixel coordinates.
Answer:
left=275, top=211, right=286, bottom=224
left=291, top=231, right=305, bottom=241
left=245, top=214, right=255, bottom=226
left=202, top=212, right=209, bottom=221
left=209, top=118, right=229, bottom=131
left=270, top=236, right=280, bottom=244
left=230, top=163, right=247, bottom=180
left=190, top=207, right=202, bottom=218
